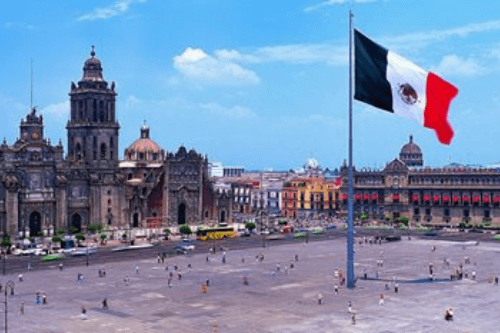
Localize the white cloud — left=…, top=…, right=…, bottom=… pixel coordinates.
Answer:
left=125, top=95, right=141, bottom=108
left=173, top=47, right=260, bottom=85
left=304, top=0, right=375, bottom=12
left=431, top=55, right=482, bottom=77
left=40, top=101, right=69, bottom=118
left=198, top=102, right=256, bottom=118
left=382, top=18, right=500, bottom=50
left=3, top=22, right=35, bottom=29
left=77, top=0, right=146, bottom=21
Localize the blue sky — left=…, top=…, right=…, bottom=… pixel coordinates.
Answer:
left=1, top=0, right=499, bottom=170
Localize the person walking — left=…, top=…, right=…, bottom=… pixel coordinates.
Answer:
left=136, top=266, right=139, bottom=275
left=20, top=302, right=24, bottom=315
left=59, top=263, right=63, bottom=271
left=81, top=307, right=87, bottom=320
left=318, top=293, right=323, bottom=305
left=495, top=276, right=499, bottom=285
left=42, top=293, right=47, bottom=305
left=379, top=294, right=384, bottom=306
left=161, top=253, right=165, bottom=264
left=276, top=264, right=280, bottom=272
left=178, top=271, right=182, bottom=280
left=168, top=278, right=172, bottom=289
left=295, top=254, right=299, bottom=262
left=445, top=308, right=454, bottom=321
left=102, top=298, right=108, bottom=310
left=206, top=278, right=210, bottom=287
left=472, top=271, right=476, bottom=280
left=394, top=283, right=399, bottom=293
left=334, top=285, right=338, bottom=295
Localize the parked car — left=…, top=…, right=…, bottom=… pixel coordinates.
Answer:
left=174, top=241, right=195, bottom=254
left=71, top=247, right=97, bottom=256
left=326, top=225, right=337, bottom=230
left=424, top=230, right=438, bottom=236
left=468, top=228, right=484, bottom=234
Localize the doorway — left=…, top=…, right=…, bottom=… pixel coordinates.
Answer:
left=71, top=213, right=82, bottom=233
left=178, top=203, right=186, bottom=225
left=133, top=213, right=139, bottom=228
left=29, top=211, right=42, bottom=236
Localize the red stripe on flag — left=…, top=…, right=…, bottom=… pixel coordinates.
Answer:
left=423, top=72, right=458, bottom=145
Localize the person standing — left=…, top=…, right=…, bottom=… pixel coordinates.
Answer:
left=136, top=266, right=139, bottom=275
left=59, top=263, right=63, bottom=271
left=18, top=274, right=23, bottom=282
left=379, top=294, right=384, bottom=306
left=42, top=293, right=47, bottom=305
left=20, top=302, right=24, bottom=315
left=334, top=285, right=338, bottom=295
left=102, top=298, right=108, bottom=310
left=81, top=307, right=87, bottom=320
left=395, top=283, right=399, bottom=293
left=295, top=254, right=299, bottom=262
left=157, top=254, right=161, bottom=264
left=318, top=293, right=323, bottom=305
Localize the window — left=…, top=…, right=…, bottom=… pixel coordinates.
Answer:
left=463, top=209, right=470, bottom=217
left=75, top=143, right=82, bottom=161
left=93, top=137, right=97, bottom=160
left=414, top=208, right=420, bottom=215
left=109, top=137, right=114, bottom=160
left=484, top=210, right=490, bottom=218
left=425, top=208, right=431, bottom=216
left=444, top=208, right=450, bottom=217
left=100, top=143, right=107, bottom=160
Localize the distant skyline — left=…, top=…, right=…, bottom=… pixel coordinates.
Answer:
left=1, top=1, right=500, bottom=170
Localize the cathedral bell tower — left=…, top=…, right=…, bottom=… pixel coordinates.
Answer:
left=66, top=46, right=119, bottom=167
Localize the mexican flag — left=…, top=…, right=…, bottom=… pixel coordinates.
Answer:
left=354, top=29, right=458, bottom=145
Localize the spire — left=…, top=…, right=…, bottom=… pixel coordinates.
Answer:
left=409, top=135, right=413, bottom=143
left=140, top=121, right=150, bottom=139
left=91, top=45, right=96, bottom=57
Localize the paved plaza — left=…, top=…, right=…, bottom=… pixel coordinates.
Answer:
left=4, top=236, right=500, bottom=332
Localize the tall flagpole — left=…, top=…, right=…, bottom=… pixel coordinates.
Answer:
left=346, top=9, right=355, bottom=289
left=30, top=58, right=33, bottom=111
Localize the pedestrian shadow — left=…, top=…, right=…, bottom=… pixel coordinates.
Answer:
left=362, top=277, right=453, bottom=284
left=91, top=307, right=131, bottom=318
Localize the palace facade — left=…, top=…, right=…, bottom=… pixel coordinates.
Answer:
left=340, top=136, right=500, bottom=226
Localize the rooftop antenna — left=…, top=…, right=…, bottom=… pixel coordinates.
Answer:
left=30, top=58, right=33, bottom=110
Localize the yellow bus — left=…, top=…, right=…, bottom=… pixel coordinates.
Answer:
left=197, top=225, right=237, bottom=241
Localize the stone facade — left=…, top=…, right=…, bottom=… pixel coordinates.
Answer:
left=0, top=48, right=229, bottom=237
left=340, top=136, right=500, bottom=226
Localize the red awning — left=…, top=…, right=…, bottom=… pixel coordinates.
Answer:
left=463, top=195, right=470, bottom=202
left=433, top=195, right=440, bottom=202
left=452, top=195, right=459, bottom=202
left=424, top=194, right=430, bottom=201
left=473, top=195, right=480, bottom=203
left=342, top=193, right=348, bottom=200
left=413, top=194, right=419, bottom=201
left=372, top=194, right=378, bottom=201
left=494, top=196, right=500, bottom=203
left=355, top=194, right=361, bottom=200
left=392, top=194, right=400, bottom=200
left=484, top=196, right=490, bottom=203
left=363, top=194, right=369, bottom=200
left=443, top=195, right=450, bottom=202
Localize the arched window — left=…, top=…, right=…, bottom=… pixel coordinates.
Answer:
left=109, top=137, right=114, bottom=160
left=100, top=110, right=105, bottom=122
left=93, top=100, right=97, bottom=121
left=75, top=143, right=82, bottom=160
left=101, top=143, right=107, bottom=160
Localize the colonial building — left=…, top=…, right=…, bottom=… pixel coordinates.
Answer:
left=340, top=136, right=500, bottom=226
left=0, top=48, right=229, bottom=237
left=281, top=176, right=340, bottom=219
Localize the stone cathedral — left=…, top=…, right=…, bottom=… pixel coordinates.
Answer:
left=0, top=48, right=230, bottom=238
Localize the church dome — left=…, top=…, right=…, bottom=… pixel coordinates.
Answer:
left=399, top=135, right=423, bottom=167
left=400, top=135, right=422, bottom=155
left=82, top=46, right=104, bottom=82
left=305, top=158, right=319, bottom=169
left=124, top=124, right=164, bottom=162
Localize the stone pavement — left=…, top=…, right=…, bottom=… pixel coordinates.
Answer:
left=3, top=236, right=500, bottom=332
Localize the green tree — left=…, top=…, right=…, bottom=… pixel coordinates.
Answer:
left=397, top=216, right=409, bottom=224
left=51, top=235, right=62, bottom=244
left=56, top=228, right=65, bottom=236
left=100, top=234, right=107, bottom=241
left=75, top=233, right=86, bottom=241
left=163, top=228, right=171, bottom=234
left=69, top=227, right=78, bottom=234
left=359, top=213, right=368, bottom=221
left=87, top=223, right=103, bottom=234
left=0, top=237, right=12, bottom=249
left=179, top=225, right=192, bottom=235
left=245, top=222, right=256, bottom=231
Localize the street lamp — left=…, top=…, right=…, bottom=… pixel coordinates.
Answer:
left=4, top=280, right=14, bottom=333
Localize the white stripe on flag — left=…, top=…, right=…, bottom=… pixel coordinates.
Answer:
left=386, top=51, right=428, bottom=124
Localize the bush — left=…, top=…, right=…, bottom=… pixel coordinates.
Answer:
left=398, top=225, right=408, bottom=230
left=51, top=235, right=62, bottom=244
left=75, top=233, right=86, bottom=241
left=87, top=223, right=103, bottom=234
left=278, top=220, right=287, bottom=225
left=359, top=213, right=368, bottom=221
left=100, top=234, right=107, bottom=241
left=245, top=222, right=256, bottom=231
left=56, top=228, right=65, bottom=236
left=179, top=225, right=192, bottom=235
left=37, top=231, right=44, bottom=237
left=283, top=182, right=291, bottom=187
left=493, top=235, right=500, bottom=241
left=163, top=228, right=171, bottom=234
left=458, top=222, right=466, bottom=228
left=69, top=227, right=78, bottom=234
left=396, top=216, right=409, bottom=224
left=0, top=238, right=11, bottom=248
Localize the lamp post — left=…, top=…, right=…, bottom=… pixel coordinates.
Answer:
left=4, top=280, right=14, bottom=333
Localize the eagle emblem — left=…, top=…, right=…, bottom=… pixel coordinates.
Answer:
left=398, top=83, right=418, bottom=105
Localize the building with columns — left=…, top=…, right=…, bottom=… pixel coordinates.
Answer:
left=340, top=136, right=500, bottom=226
